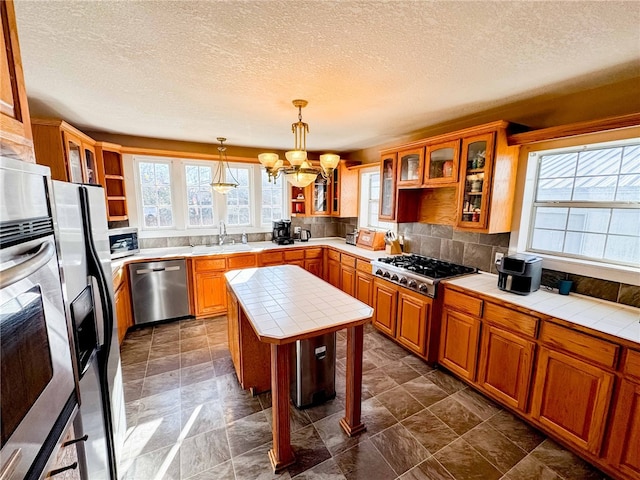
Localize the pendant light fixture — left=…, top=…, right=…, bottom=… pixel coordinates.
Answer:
left=258, top=99, right=340, bottom=187
left=210, top=137, right=239, bottom=194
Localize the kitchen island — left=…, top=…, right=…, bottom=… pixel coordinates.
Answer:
left=225, top=265, right=374, bottom=472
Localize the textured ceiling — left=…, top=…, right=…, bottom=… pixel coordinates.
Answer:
left=13, top=1, right=640, bottom=152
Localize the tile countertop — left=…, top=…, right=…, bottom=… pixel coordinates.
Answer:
left=445, top=272, right=640, bottom=345
left=110, top=237, right=388, bottom=273
left=225, top=265, right=374, bottom=342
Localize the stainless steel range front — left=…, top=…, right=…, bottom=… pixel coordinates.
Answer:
left=371, top=254, right=477, bottom=297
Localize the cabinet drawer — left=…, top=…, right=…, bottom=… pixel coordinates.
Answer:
left=341, top=254, right=356, bottom=268
left=228, top=254, right=257, bottom=269
left=623, top=349, right=640, bottom=380
left=261, top=251, right=283, bottom=264
left=194, top=258, right=227, bottom=272
left=356, top=259, right=372, bottom=273
left=444, top=289, right=483, bottom=317
left=540, top=322, right=619, bottom=369
left=483, top=302, right=539, bottom=338
left=305, top=247, right=323, bottom=259
left=328, top=249, right=341, bottom=262
left=284, top=249, right=304, bottom=261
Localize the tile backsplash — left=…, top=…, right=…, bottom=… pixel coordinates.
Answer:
left=399, top=222, right=640, bottom=309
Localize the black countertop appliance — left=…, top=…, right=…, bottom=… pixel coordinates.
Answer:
left=272, top=219, right=294, bottom=245
left=497, top=253, right=542, bottom=295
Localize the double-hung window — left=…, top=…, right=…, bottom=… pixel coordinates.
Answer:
left=358, top=167, right=395, bottom=231
left=138, top=160, right=173, bottom=228
left=225, top=166, right=251, bottom=226
left=526, top=141, right=640, bottom=268
left=261, top=173, right=284, bottom=225
left=185, top=164, right=215, bottom=227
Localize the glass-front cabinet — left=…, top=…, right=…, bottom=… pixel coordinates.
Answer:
left=397, top=147, right=424, bottom=187
left=379, top=153, right=397, bottom=220
left=63, top=132, right=84, bottom=183
left=457, top=133, right=495, bottom=229
left=423, top=140, right=460, bottom=187
left=83, top=143, right=98, bottom=184
left=310, top=174, right=330, bottom=216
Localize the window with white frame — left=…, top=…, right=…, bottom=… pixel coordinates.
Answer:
left=134, top=156, right=286, bottom=232
left=185, top=164, right=215, bottom=227
left=527, top=142, right=640, bottom=267
left=138, top=160, right=174, bottom=228
left=225, top=166, right=251, bottom=226
left=261, top=172, right=284, bottom=225
left=359, top=168, right=395, bottom=231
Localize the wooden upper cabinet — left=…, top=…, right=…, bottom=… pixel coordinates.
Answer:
left=95, top=142, right=128, bottom=221
left=397, top=147, right=424, bottom=187
left=331, top=160, right=358, bottom=217
left=455, top=124, right=521, bottom=233
left=32, top=119, right=98, bottom=184
left=423, top=140, right=460, bottom=187
left=0, top=0, right=34, bottom=162
left=310, top=173, right=331, bottom=216
left=379, top=153, right=397, bottom=220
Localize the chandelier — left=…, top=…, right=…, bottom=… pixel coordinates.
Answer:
left=210, top=137, right=239, bottom=194
left=258, top=99, right=341, bottom=188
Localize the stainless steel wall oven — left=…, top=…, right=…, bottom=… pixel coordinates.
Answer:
left=0, top=157, right=77, bottom=479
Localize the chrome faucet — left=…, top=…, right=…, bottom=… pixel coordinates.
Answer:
left=219, top=220, right=228, bottom=246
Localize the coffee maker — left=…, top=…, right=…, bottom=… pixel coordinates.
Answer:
left=272, top=220, right=294, bottom=245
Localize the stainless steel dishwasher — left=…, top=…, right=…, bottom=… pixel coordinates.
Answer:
left=128, top=259, right=190, bottom=325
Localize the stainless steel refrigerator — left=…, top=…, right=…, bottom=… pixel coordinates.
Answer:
left=52, top=181, right=126, bottom=480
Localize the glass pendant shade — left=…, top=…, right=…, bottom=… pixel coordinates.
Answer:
left=320, top=153, right=340, bottom=171
left=285, top=169, right=317, bottom=188
left=210, top=137, right=238, bottom=194
left=212, top=183, right=237, bottom=194
left=285, top=149, right=307, bottom=166
left=258, top=152, right=279, bottom=169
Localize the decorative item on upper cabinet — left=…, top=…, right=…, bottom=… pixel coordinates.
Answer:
left=397, top=147, right=424, bottom=187
left=423, top=140, right=460, bottom=187
left=0, top=0, right=35, bottom=162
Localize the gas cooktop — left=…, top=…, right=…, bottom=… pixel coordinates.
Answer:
left=370, top=254, right=477, bottom=297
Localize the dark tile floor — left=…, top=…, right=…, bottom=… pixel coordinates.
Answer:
left=118, top=317, right=610, bottom=480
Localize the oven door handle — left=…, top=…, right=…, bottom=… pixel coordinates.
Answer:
left=0, top=239, right=55, bottom=289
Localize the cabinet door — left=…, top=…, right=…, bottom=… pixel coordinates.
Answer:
left=607, top=379, right=640, bottom=478
left=530, top=347, right=614, bottom=455
left=477, top=325, right=535, bottom=412
left=114, top=284, right=132, bottom=345
left=311, top=174, right=331, bottom=216
left=397, top=147, right=424, bottom=187
left=397, top=291, right=430, bottom=356
left=355, top=271, right=374, bottom=306
left=372, top=279, right=397, bottom=336
left=82, top=143, right=98, bottom=184
left=0, top=1, right=34, bottom=162
left=438, top=309, right=480, bottom=381
left=305, top=258, right=323, bottom=278
left=340, top=265, right=356, bottom=297
left=423, top=140, right=460, bottom=187
left=457, top=132, right=495, bottom=229
left=379, top=154, right=397, bottom=220
left=327, top=259, right=341, bottom=289
left=63, top=131, right=85, bottom=183
left=194, top=271, right=227, bottom=316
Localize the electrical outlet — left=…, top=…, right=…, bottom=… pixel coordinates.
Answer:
left=494, top=252, right=504, bottom=265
